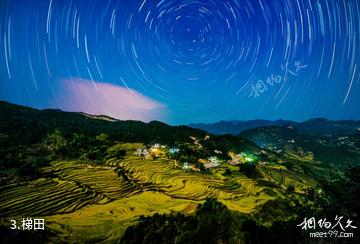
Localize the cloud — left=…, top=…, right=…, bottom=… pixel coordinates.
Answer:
left=52, top=78, right=167, bottom=122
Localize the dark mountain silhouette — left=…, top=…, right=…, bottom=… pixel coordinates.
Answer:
left=190, top=118, right=360, bottom=135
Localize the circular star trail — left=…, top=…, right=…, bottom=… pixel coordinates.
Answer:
left=0, top=0, right=360, bottom=124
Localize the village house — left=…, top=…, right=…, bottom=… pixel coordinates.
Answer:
left=134, top=148, right=148, bottom=156
left=182, top=162, right=192, bottom=170
left=168, top=147, right=180, bottom=154
left=153, top=143, right=161, bottom=148
left=258, top=161, right=267, bottom=166
left=148, top=143, right=169, bottom=158
left=228, top=160, right=239, bottom=166
left=204, top=162, right=221, bottom=169
left=208, top=156, right=220, bottom=163
left=198, top=158, right=208, bottom=164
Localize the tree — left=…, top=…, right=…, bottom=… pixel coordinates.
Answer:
left=239, top=163, right=261, bottom=178
left=96, top=133, right=109, bottom=143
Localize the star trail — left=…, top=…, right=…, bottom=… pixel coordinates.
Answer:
left=0, top=0, right=359, bottom=124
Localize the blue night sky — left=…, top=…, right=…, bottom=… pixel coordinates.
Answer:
left=0, top=0, right=359, bottom=125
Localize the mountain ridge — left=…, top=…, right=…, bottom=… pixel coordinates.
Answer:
left=189, top=118, right=360, bottom=135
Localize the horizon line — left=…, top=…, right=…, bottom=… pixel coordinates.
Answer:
left=1, top=99, right=360, bottom=126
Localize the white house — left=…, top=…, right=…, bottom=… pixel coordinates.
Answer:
left=134, top=148, right=149, bottom=157
left=169, top=147, right=180, bottom=154
left=182, top=162, right=192, bottom=170
left=208, top=156, right=219, bottom=163
left=204, top=162, right=220, bottom=169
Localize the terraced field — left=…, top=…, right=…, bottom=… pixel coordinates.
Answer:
left=0, top=143, right=279, bottom=242
left=113, top=155, right=271, bottom=212
left=0, top=177, right=104, bottom=217
left=0, top=162, right=139, bottom=218
left=42, top=161, right=141, bottom=200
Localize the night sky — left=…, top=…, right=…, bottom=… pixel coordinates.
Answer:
left=0, top=0, right=359, bottom=125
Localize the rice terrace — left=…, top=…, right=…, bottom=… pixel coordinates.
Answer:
left=1, top=142, right=284, bottom=242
